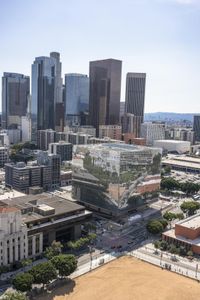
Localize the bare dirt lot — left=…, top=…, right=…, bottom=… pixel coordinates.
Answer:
left=40, top=256, right=200, bottom=300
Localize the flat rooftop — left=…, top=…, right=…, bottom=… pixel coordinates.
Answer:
left=164, top=229, right=200, bottom=246
left=0, top=193, right=88, bottom=223
left=162, top=156, right=200, bottom=169
left=178, top=214, right=200, bottom=230
left=155, top=140, right=190, bottom=144
left=85, top=143, right=161, bottom=153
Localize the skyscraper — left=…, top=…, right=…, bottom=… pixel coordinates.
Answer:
left=2, top=73, right=30, bottom=129
left=125, top=73, right=146, bottom=137
left=65, top=73, right=89, bottom=126
left=31, top=52, right=63, bottom=141
left=89, top=59, right=122, bottom=136
left=193, top=115, right=200, bottom=142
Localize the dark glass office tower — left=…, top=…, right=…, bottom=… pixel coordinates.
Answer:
left=65, top=73, right=89, bottom=126
left=125, top=72, right=146, bottom=137
left=31, top=52, right=63, bottom=142
left=2, top=73, right=30, bottom=129
left=89, top=59, right=122, bottom=136
left=193, top=115, right=200, bottom=142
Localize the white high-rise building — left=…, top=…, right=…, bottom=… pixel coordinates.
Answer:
left=141, top=122, right=165, bottom=145
left=0, top=207, right=28, bottom=266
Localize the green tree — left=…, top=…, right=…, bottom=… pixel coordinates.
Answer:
left=153, top=241, right=160, bottom=249
left=21, top=259, right=32, bottom=270
left=12, top=273, right=33, bottom=292
left=146, top=220, right=163, bottom=234
left=159, top=240, right=168, bottom=251
left=1, top=291, right=27, bottom=300
left=187, top=250, right=193, bottom=257
left=44, top=240, right=63, bottom=259
left=160, top=178, right=180, bottom=190
left=164, top=166, right=171, bottom=174
left=176, top=213, right=184, bottom=220
left=29, top=261, right=57, bottom=285
left=179, top=245, right=187, bottom=256
left=163, top=211, right=177, bottom=221
left=169, top=244, right=179, bottom=254
left=50, top=254, right=77, bottom=277
left=159, top=219, right=168, bottom=229
left=180, top=201, right=200, bottom=216
left=180, top=182, right=200, bottom=195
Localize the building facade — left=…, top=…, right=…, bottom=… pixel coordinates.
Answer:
left=99, top=125, right=122, bottom=140
left=72, top=144, right=162, bottom=216
left=49, top=141, right=73, bottom=162
left=0, top=207, right=28, bottom=266
left=0, top=195, right=92, bottom=265
left=125, top=73, right=146, bottom=137
left=141, top=122, right=165, bottom=145
left=2, top=73, right=30, bottom=130
left=37, top=129, right=56, bottom=150
left=65, top=74, right=89, bottom=126
left=193, top=115, right=200, bottom=142
left=89, top=59, right=122, bottom=136
left=31, top=52, right=63, bottom=141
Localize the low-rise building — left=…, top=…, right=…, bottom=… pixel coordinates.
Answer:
left=141, top=122, right=165, bottom=146
left=5, top=153, right=61, bottom=193
left=99, top=125, right=122, bottom=140
left=163, top=214, right=200, bottom=254
left=0, top=147, right=9, bottom=167
left=0, top=194, right=92, bottom=265
left=0, top=207, right=28, bottom=266
left=153, top=140, right=190, bottom=154
left=162, top=155, right=200, bottom=174
left=49, top=141, right=73, bottom=162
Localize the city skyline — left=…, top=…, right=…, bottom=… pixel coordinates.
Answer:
left=1, top=0, right=200, bottom=113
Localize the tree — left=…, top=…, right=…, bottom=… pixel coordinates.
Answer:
left=161, top=178, right=180, bottom=190
left=1, top=291, right=27, bottom=300
left=29, top=261, right=57, bottom=285
left=169, top=244, right=179, bottom=254
left=180, top=201, right=200, bottom=216
left=50, top=254, right=77, bottom=277
left=164, top=166, right=171, bottom=174
left=44, top=240, right=63, bottom=259
left=179, top=246, right=187, bottom=256
left=159, top=240, right=168, bottom=251
left=187, top=250, right=193, bottom=257
left=21, top=259, right=32, bottom=270
left=180, top=182, right=200, bottom=195
left=12, top=273, right=33, bottom=292
left=153, top=241, right=160, bottom=249
left=146, top=220, right=163, bottom=234
left=159, top=219, right=168, bottom=229
left=176, top=213, right=184, bottom=220
left=163, top=211, right=177, bottom=221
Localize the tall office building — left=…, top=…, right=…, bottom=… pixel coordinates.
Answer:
left=2, top=73, right=30, bottom=129
left=89, top=59, right=122, bottom=136
left=65, top=74, right=89, bottom=126
left=193, top=115, right=200, bottom=142
left=31, top=52, right=63, bottom=141
left=125, top=73, right=146, bottom=137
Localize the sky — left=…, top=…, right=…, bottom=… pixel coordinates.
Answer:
left=0, top=0, right=200, bottom=113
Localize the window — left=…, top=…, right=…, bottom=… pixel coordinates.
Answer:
left=36, top=235, right=40, bottom=254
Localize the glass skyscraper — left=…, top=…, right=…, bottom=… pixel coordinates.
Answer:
left=31, top=52, right=63, bottom=141
left=2, top=73, right=30, bottom=129
left=125, top=72, right=146, bottom=137
left=89, top=59, right=122, bottom=137
left=65, top=73, right=89, bottom=126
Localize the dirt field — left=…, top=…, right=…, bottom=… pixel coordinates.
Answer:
left=40, top=256, right=200, bottom=300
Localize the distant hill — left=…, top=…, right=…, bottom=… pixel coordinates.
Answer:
left=144, top=112, right=198, bottom=122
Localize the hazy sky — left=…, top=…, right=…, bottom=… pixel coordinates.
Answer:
left=0, top=0, right=200, bottom=113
